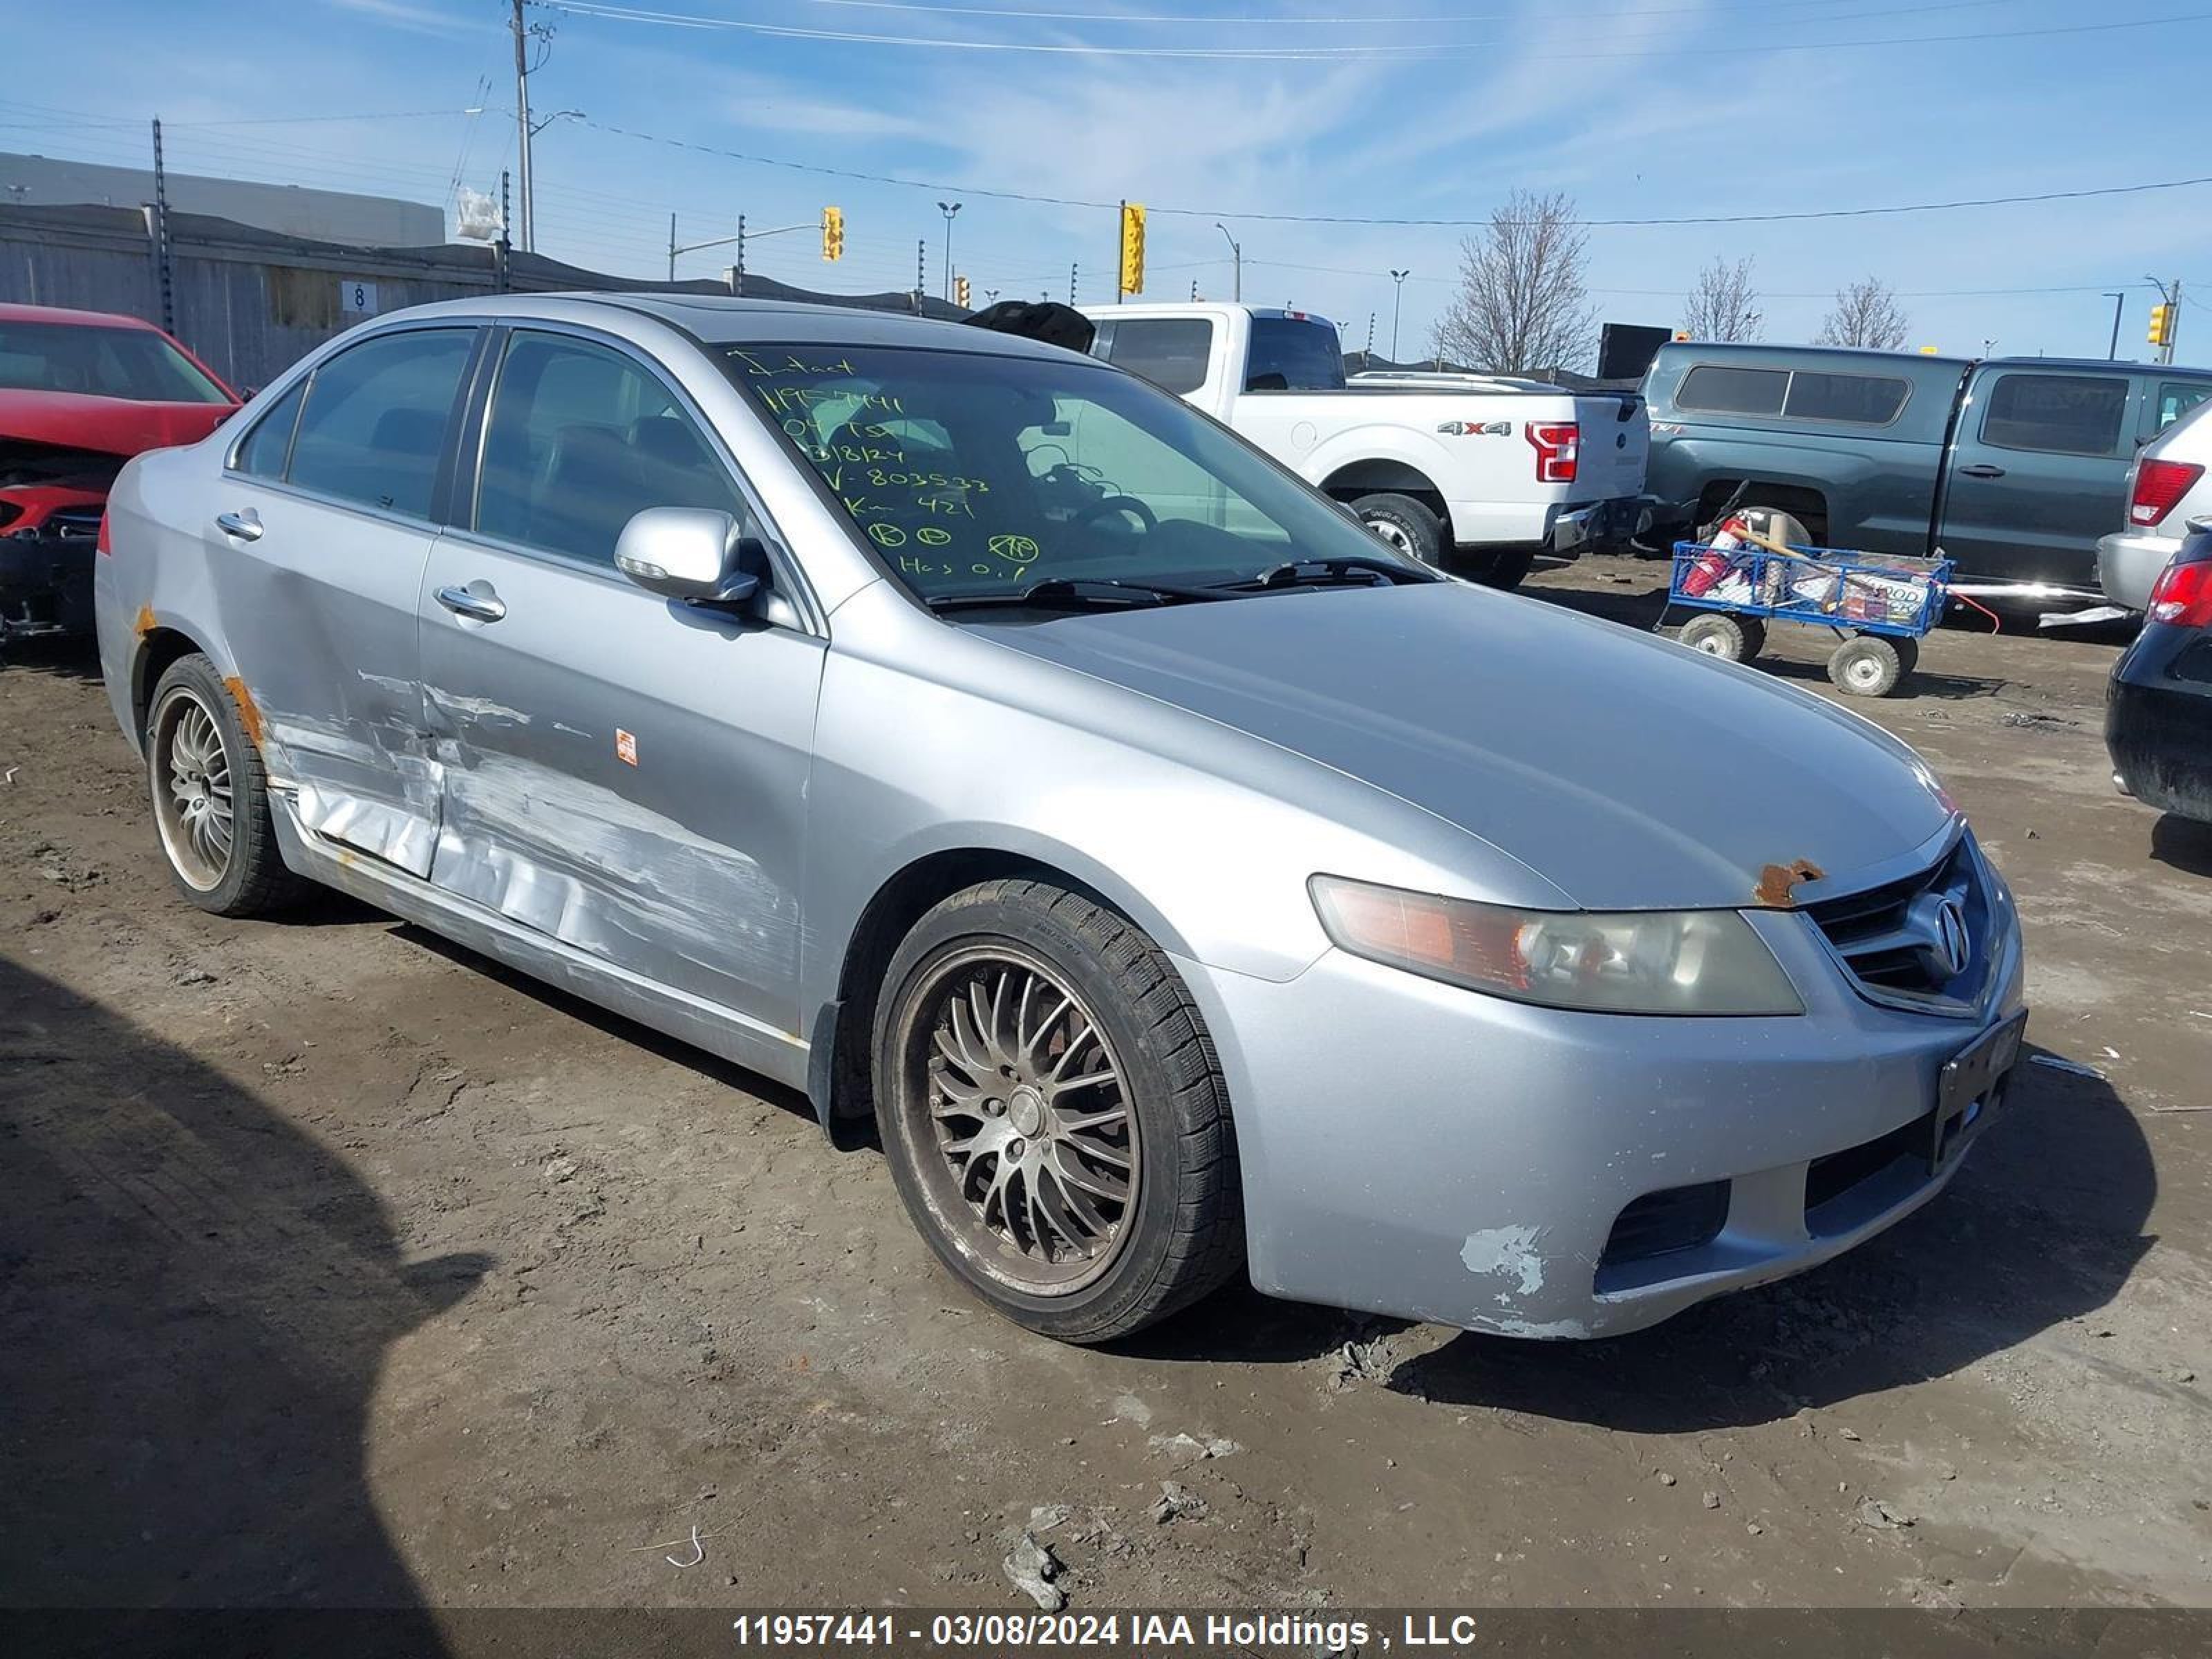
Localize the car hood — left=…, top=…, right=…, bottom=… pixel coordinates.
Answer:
left=973, top=583, right=1953, bottom=910
left=0, top=389, right=236, bottom=456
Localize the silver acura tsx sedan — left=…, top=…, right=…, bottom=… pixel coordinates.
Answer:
left=95, top=294, right=2025, bottom=1344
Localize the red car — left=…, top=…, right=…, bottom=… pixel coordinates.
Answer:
left=1, top=302, right=240, bottom=648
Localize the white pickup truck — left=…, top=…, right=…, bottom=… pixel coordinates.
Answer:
left=1078, top=302, right=1648, bottom=588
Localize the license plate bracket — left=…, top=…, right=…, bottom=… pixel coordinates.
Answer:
left=1931, top=1011, right=2026, bottom=1172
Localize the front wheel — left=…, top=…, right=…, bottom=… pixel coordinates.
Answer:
left=1828, top=634, right=1909, bottom=697
left=872, top=879, right=1244, bottom=1344
left=1680, top=612, right=1765, bottom=662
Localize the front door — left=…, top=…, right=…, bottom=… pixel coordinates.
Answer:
left=1940, top=368, right=2137, bottom=590
left=415, top=326, right=824, bottom=1040
left=205, top=324, right=482, bottom=874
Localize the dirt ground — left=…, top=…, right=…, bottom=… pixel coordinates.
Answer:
left=3, top=553, right=2209, bottom=1618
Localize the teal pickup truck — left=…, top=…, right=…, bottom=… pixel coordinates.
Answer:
left=1642, top=341, right=2212, bottom=606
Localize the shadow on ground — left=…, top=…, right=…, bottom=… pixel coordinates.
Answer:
left=0, top=956, right=485, bottom=1644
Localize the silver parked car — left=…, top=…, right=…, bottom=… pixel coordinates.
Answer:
left=95, top=294, right=2026, bottom=1344
left=2099, top=394, right=2212, bottom=612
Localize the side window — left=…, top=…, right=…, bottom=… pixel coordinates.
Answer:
left=1676, top=364, right=1788, bottom=417
left=1244, top=317, right=1346, bottom=391
left=1978, top=373, right=2127, bottom=457
left=476, top=331, right=742, bottom=567
left=1101, top=318, right=1215, bottom=395
left=229, top=379, right=306, bottom=480
left=1783, top=372, right=1909, bottom=426
left=2157, top=382, right=2212, bottom=431
left=285, top=329, right=476, bottom=518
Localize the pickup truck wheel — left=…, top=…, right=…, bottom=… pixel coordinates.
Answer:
left=1679, top=612, right=1761, bottom=663
left=1828, top=635, right=1906, bottom=697
left=1351, top=492, right=1445, bottom=567
left=1470, top=547, right=1537, bottom=590
left=873, top=879, right=1244, bottom=1344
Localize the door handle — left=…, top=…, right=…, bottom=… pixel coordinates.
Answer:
left=1958, top=464, right=2007, bottom=480
left=214, top=509, right=263, bottom=541
left=435, top=583, right=507, bottom=623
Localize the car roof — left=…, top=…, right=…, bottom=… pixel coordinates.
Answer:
left=0, top=301, right=166, bottom=332
left=386, top=292, right=1085, bottom=362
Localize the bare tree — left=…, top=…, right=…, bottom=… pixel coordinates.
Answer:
left=1817, top=276, right=1911, bottom=350
left=1680, top=255, right=1762, bottom=343
left=1432, top=189, right=1595, bottom=373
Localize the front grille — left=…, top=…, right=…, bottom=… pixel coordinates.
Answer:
left=1803, top=834, right=1989, bottom=1009
left=1597, top=1180, right=1730, bottom=1270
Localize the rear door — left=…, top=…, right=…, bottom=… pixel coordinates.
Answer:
left=416, top=324, right=825, bottom=1042
left=206, top=324, right=482, bottom=874
left=1940, top=368, right=2135, bottom=589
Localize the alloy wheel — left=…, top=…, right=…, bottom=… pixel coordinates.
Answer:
left=908, top=947, right=1138, bottom=1294
left=151, top=691, right=236, bottom=891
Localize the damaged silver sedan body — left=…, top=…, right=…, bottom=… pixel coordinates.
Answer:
left=95, top=294, right=2026, bottom=1344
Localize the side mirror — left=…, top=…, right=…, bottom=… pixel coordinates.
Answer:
left=615, top=507, right=758, bottom=605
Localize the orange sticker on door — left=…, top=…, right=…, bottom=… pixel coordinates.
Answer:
left=615, top=729, right=639, bottom=767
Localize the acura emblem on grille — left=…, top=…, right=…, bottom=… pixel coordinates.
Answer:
left=1932, top=897, right=1971, bottom=978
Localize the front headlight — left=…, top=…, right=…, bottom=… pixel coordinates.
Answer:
left=1309, top=875, right=1803, bottom=1016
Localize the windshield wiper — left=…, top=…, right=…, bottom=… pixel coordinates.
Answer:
left=1229, top=554, right=1438, bottom=592
left=924, top=576, right=1236, bottom=614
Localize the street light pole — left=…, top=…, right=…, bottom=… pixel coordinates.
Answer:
left=1215, top=222, right=1241, bottom=302
left=1389, top=269, right=1410, bottom=362
left=2106, top=290, right=2127, bottom=360
left=937, top=200, right=962, bottom=301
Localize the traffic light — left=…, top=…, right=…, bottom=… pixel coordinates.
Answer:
left=2150, top=302, right=2175, bottom=348
left=822, top=206, right=844, bottom=262
left=1118, top=201, right=1145, bottom=297
left=954, top=274, right=971, bottom=309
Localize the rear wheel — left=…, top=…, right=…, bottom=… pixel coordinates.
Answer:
left=147, top=654, right=307, bottom=916
left=873, top=879, right=1244, bottom=1344
left=1350, top=491, right=1445, bottom=567
left=1828, top=634, right=1906, bottom=697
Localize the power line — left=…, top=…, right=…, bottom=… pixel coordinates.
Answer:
left=571, top=113, right=2212, bottom=228
left=532, top=0, right=2212, bottom=62
left=806, top=0, right=2016, bottom=27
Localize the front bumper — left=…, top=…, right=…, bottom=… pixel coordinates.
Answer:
left=1, top=525, right=97, bottom=640
left=1176, top=891, right=2026, bottom=1339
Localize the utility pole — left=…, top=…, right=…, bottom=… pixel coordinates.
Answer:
left=509, top=0, right=535, bottom=252
left=1215, top=223, right=1241, bottom=302
left=2106, top=290, right=2127, bottom=359
left=1389, top=269, right=1409, bottom=362
left=2148, top=275, right=2183, bottom=366
left=148, top=117, right=174, bottom=334
left=936, top=200, right=961, bottom=300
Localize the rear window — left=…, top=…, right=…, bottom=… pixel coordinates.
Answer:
left=1676, top=364, right=1788, bottom=417
left=1979, top=373, right=2127, bottom=457
left=1245, top=317, right=1346, bottom=391
left=1783, top=371, right=1909, bottom=425
left=1094, top=317, right=1214, bottom=395
left=0, top=319, right=231, bottom=405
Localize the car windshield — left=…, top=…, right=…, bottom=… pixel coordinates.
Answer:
left=723, top=342, right=1423, bottom=603
left=0, top=319, right=232, bottom=405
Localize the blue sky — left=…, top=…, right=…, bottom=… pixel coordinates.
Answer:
left=8, top=0, right=2212, bottom=361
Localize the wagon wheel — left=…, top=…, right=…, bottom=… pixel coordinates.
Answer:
left=1680, top=612, right=1764, bottom=663
left=1828, top=635, right=1906, bottom=697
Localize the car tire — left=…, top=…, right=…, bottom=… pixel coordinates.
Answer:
left=1351, top=492, right=1446, bottom=567
left=1467, top=545, right=1537, bottom=591
left=1680, top=612, right=1763, bottom=663
left=145, top=653, right=309, bottom=916
left=1828, top=635, right=1906, bottom=697
left=872, top=878, right=1244, bottom=1344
